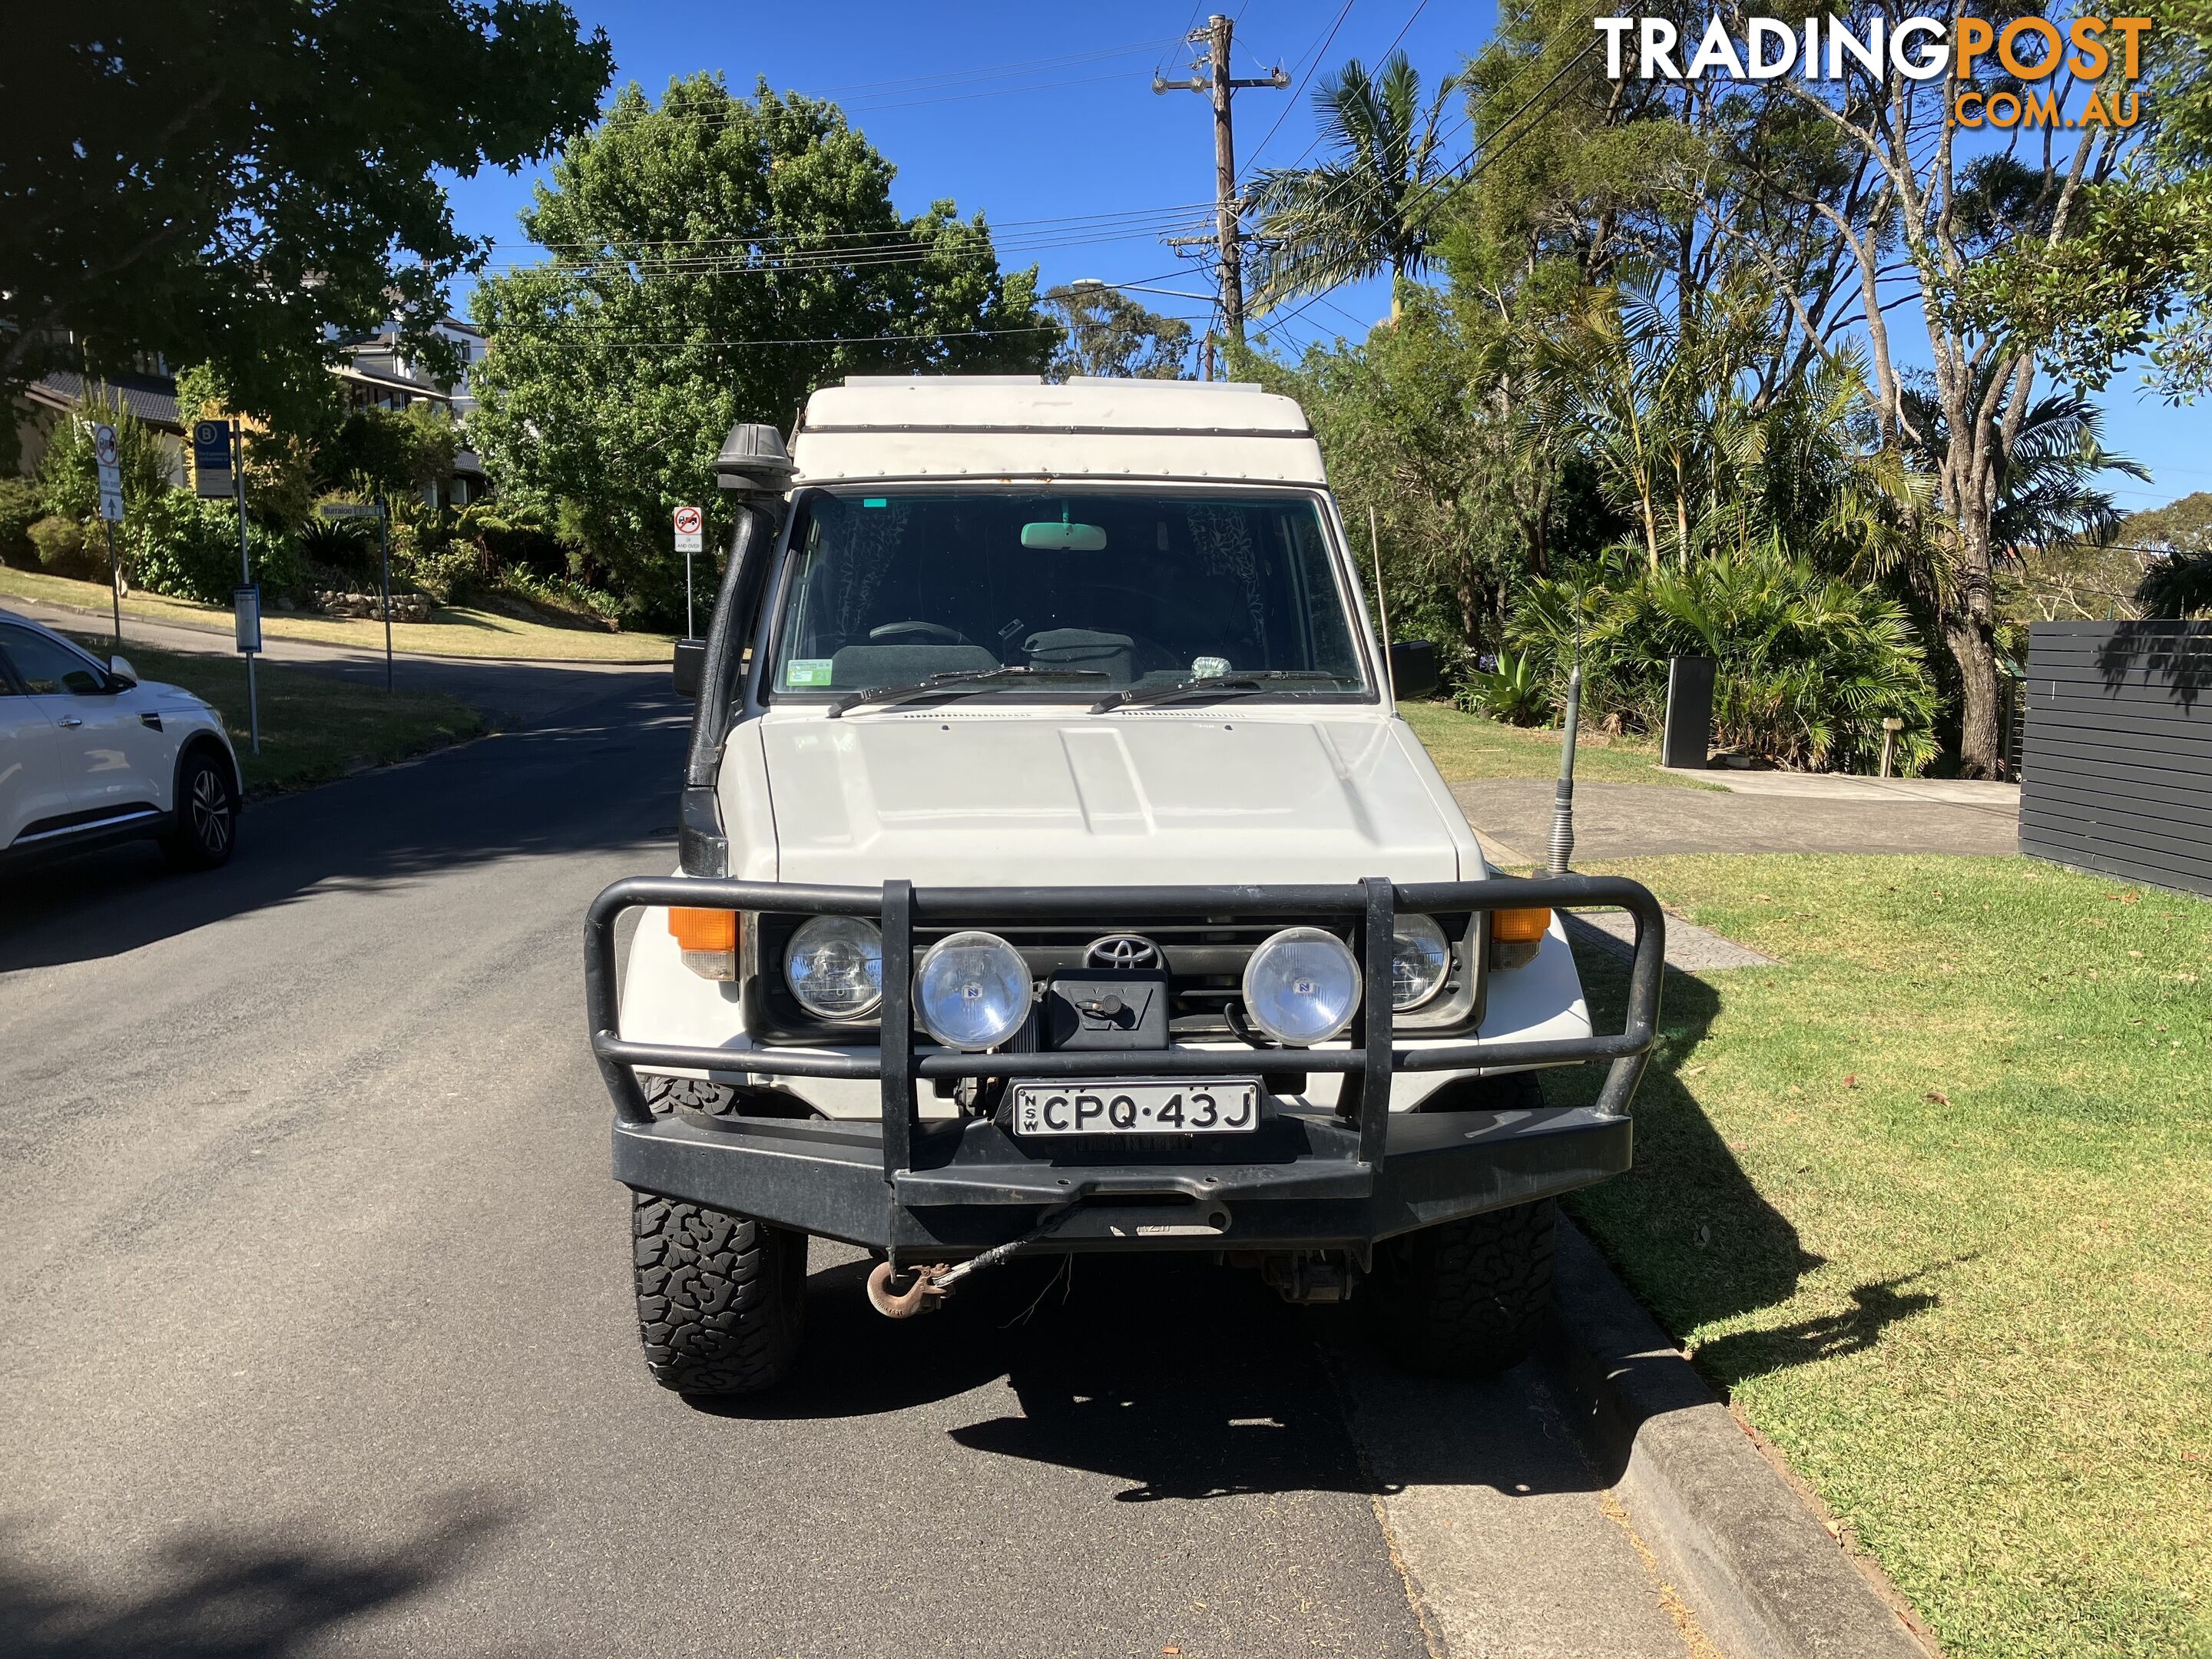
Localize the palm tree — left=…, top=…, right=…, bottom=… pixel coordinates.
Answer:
left=1899, top=379, right=2148, bottom=559
left=1243, top=52, right=1462, bottom=321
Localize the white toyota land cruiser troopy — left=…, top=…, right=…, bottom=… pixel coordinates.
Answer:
left=586, top=376, right=1663, bottom=1395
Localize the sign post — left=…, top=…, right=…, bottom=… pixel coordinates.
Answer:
left=94, top=422, right=124, bottom=647
left=320, top=501, right=392, bottom=691
left=230, top=419, right=260, bottom=755
left=674, top=505, right=704, bottom=638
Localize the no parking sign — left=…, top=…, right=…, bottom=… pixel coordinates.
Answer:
left=673, top=505, right=704, bottom=552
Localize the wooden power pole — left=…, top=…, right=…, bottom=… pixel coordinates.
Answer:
left=1155, top=15, right=1286, bottom=349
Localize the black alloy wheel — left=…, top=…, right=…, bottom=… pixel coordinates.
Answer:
left=163, top=750, right=238, bottom=870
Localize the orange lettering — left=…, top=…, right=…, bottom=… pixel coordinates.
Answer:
left=2111, top=16, right=2152, bottom=78
left=1954, top=15, right=1994, bottom=80
left=2067, top=16, right=2111, bottom=80
left=1998, top=17, right=2063, bottom=78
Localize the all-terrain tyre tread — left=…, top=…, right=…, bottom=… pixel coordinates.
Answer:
left=642, top=1075, right=740, bottom=1116
left=1370, top=1198, right=1557, bottom=1377
left=632, top=1194, right=805, bottom=1396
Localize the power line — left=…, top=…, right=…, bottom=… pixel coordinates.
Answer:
left=1245, top=37, right=1602, bottom=353
left=1240, top=0, right=1361, bottom=176
left=496, top=324, right=1067, bottom=353
left=512, top=201, right=1217, bottom=257
left=802, top=36, right=1182, bottom=98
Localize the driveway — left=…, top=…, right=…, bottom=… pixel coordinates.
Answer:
left=1457, top=773, right=2022, bottom=863
left=0, top=676, right=1710, bottom=1657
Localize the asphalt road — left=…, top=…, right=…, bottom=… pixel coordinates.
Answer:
left=0, top=674, right=1706, bottom=1658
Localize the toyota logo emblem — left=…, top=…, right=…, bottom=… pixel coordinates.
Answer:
left=1085, top=934, right=1163, bottom=970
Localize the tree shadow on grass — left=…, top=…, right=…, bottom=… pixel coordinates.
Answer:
left=0, top=1494, right=508, bottom=1657
left=1546, top=939, right=1939, bottom=1395
left=1691, top=1266, right=1948, bottom=1383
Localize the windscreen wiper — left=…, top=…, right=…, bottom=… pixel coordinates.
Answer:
left=828, top=665, right=1106, bottom=717
left=1089, top=671, right=1344, bottom=714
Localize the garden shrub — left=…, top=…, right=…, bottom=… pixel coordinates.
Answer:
left=132, top=495, right=302, bottom=604
left=0, top=478, right=44, bottom=566
left=1458, top=650, right=1551, bottom=724
left=28, top=515, right=104, bottom=581
left=1506, top=545, right=1940, bottom=774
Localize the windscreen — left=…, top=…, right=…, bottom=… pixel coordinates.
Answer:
left=765, top=491, right=1368, bottom=697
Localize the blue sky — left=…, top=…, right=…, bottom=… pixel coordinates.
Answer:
left=442, top=0, right=2208, bottom=514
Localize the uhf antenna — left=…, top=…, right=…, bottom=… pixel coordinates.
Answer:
left=1547, top=618, right=1582, bottom=876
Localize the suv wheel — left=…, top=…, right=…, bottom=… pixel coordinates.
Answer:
left=1368, top=1198, right=1557, bottom=1377
left=632, top=1194, right=806, bottom=1396
left=162, top=747, right=237, bottom=870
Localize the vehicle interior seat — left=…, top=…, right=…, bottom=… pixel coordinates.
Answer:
left=826, top=643, right=1000, bottom=687
left=1024, top=628, right=1134, bottom=686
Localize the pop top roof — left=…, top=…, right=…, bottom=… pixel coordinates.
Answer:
left=789, top=376, right=1326, bottom=487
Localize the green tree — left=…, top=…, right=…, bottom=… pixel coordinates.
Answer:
left=35, top=386, right=174, bottom=525
left=317, top=405, right=462, bottom=502
left=1245, top=52, right=1465, bottom=319
left=1041, top=285, right=1192, bottom=379
left=1, top=5, right=610, bottom=456
left=468, top=75, right=1056, bottom=620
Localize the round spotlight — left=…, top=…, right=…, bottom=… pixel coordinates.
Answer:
left=1241, top=926, right=1361, bottom=1047
left=914, top=931, right=1033, bottom=1051
left=1390, top=913, right=1452, bottom=1010
left=783, top=916, right=883, bottom=1020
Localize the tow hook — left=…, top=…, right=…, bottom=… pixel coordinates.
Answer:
left=864, top=1203, right=1078, bottom=1318
left=1261, top=1250, right=1361, bottom=1305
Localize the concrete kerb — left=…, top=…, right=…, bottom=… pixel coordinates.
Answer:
left=1545, top=1220, right=1936, bottom=1659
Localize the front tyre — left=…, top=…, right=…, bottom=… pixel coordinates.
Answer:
left=632, top=1194, right=806, bottom=1396
left=161, top=747, right=237, bottom=871
left=1368, top=1198, right=1557, bottom=1378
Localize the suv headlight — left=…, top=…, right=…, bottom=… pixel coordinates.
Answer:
left=1389, top=913, right=1452, bottom=1009
left=1242, top=926, right=1361, bottom=1046
left=914, top=931, right=1032, bottom=1050
left=784, top=916, right=884, bottom=1019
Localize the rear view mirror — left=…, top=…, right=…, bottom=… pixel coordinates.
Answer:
left=673, top=639, right=705, bottom=698
left=1388, top=641, right=1439, bottom=700
left=1021, top=522, right=1108, bottom=552
left=108, top=654, right=138, bottom=688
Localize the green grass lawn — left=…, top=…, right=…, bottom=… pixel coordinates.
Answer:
left=1551, top=854, right=2210, bottom=1659
left=1399, top=698, right=1718, bottom=787
left=76, top=634, right=485, bottom=794
left=3, top=564, right=674, bottom=662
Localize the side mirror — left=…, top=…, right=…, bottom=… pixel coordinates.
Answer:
left=673, top=638, right=705, bottom=699
left=1388, top=640, right=1438, bottom=700
left=108, top=654, right=138, bottom=689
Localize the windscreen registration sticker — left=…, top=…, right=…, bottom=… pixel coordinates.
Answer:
left=786, top=658, right=834, bottom=687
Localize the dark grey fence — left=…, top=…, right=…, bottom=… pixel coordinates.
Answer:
left=2019, top=620, right=2212, bottom=896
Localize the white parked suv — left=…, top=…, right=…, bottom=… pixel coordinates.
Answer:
left=0, top=609, right=241, bottom=873
left=584, top=378, right=1664, bottom=1395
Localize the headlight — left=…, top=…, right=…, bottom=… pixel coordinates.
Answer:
left=1390, top=913, right=1452, bottom=1009
left=914, top=931, right=1032, bottom=1050
left=1241, top=926, right=1361, bottom=1046
left=784, top=916, right=884, bottom=1019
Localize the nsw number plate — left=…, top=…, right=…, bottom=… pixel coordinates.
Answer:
left=1012, top=1079, right=1260, bottom=1137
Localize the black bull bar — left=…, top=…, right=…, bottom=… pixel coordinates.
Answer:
left=586, top=874, right=1665, bottom=1264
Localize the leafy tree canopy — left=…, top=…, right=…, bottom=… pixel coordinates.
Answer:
left=1040, top=285, right=1192, bottom=379
left=0, top=2, right=613, bottom=453
left=467, top=74, right=1057, bottom=620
